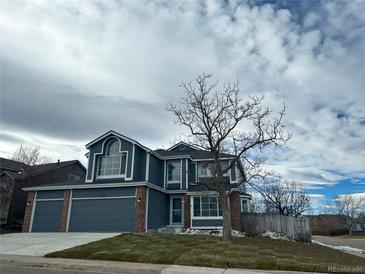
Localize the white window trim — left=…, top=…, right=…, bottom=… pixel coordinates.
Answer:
left=87, top=137, right=132, bottom=183
left=166, top=160, right=182, bottom=184
left=96, top=150, right=129, bottom=180
left=145, top=152, right=150, bottom=182
left=197, top=161, right=232, bottom=182
left=191, top=196, right=223, bottom=219
left=125, top=144, right=135, bottom=181
left=163, top=160, right=166, bottom=188
left=185, top=159, right=188, bottom=189
left=170, top=196, right=184, bottom=225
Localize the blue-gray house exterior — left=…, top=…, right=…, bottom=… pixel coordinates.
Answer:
left=22, top=130, right=251, bottom=233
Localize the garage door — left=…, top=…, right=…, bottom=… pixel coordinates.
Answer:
left=31, top=190, right=65, bottom=232
left=68, top=187, right=136, bottom=232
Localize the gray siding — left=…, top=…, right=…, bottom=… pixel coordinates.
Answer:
left=36, top=190, right=64, bottom=199
left=132, top=146, right=146, bottom=181
left=166, top=183, right=181, bottom=190
left=72, top=187, right=135, bottom=198
left=148, top=155, right=164, bottom=187
left=69, top=198, right=135, bottom=232
left=32, top=200, right=63, bottom=232
left=192, top=219, right=223, bottom=227
left=147, top=189, right=169, bottom=229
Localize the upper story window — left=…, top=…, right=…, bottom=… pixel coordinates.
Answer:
left=198, top=161, right=230, bottom=178
left=167, top=160, right=181, bottom=183
left=97, top=139, right=127, bottom=178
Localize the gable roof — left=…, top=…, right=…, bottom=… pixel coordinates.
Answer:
left=167, top=141, right=201, bottom=152
left=0, top=158, right=28, bottom=172
left=85, top=130, right=236, bottom=161
left=154, top=149, right=235, bottom=160
left=0, top=158, right=86, bottom=180
left=85, top=130, right=151, bottom=151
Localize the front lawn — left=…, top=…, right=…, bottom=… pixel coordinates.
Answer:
left=46, top=233, right=365, bottom=273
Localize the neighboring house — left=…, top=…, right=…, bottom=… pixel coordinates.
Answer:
left=352, top=217, right=365, bottom=234
left=309, top=214, right=349, bottom=236
left=0, top=158, right=86, bottom=229
left=22, top=130, right=251, bottom=233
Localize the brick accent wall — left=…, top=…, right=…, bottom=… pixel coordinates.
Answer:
left=183, top=193, right=190, bottom=229
left=134, top=186, right=147, bottom=233
left=230, top=191, right=241, bottom=231
left=22, top=191, right=35, bottom=232
left=59, top=190, right=71, bottom=232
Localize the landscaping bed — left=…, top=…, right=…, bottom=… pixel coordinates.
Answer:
left=46, top=233, right=365, bottom=273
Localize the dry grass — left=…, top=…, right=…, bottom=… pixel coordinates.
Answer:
left=46, top=233, right=365, bottom=273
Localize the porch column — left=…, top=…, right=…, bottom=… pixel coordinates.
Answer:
left=59, top=190, right=71, bottom=232
left=230, top=191, right=241, bottom=231
left=22, top=191, right=35, bottom=232
left=183, top=193, right=190, bottom=230
left=134, top=186, right=147, bottom=233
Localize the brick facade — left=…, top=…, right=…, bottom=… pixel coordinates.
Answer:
left=134, top=186, right=147, bottom=233
left=230, top=191, right=241, bottom=231
left=59, top=190, right=71, bottom=232
left=21, top=191, right=35, bottom=232
left=183, top=193, right=190, bottom=229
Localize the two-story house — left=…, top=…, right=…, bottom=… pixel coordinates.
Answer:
left=22, top=130, right=251, bottom=233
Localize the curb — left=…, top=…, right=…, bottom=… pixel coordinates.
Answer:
left=0, top=254, right=166, bottom=274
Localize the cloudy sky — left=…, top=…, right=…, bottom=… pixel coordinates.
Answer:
left=1, top=0, right=364, bottom=211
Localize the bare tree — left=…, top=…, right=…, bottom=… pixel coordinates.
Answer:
left=251, top=179, right=311, bottom=217
left=334, top=194, right=364, bottom=236
left=12, top=145, right=51, bottom=166
left=167, top=73, right=289, bottom=240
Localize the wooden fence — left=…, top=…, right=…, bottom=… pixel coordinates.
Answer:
left=241, top=213, right=311, bottom=242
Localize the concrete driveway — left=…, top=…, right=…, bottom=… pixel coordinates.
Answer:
left=0, top=233, right=119, bottom=256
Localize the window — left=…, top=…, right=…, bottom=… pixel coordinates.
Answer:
left=353, top=223, right=362, bottom=232
left=0, top=182, right=10, bottom=193
left=193, top=196, right=222, bottom=217
left=241, top=199, right=249, bottom=212
left=69, top=174, right=81, bottom=181
left=198, top=161, right=230, bottom=178
left=97, top=139, right=127, bottom=178
left=167, top=160, right=181, bottom=182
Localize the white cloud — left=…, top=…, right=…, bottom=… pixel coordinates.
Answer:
left=1, top=0, right=364, bottom=196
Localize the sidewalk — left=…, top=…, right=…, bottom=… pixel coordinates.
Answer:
left=0, top=254, right=323, bottom=274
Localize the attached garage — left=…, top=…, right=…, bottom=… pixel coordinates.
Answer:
left=31, top=190, right=64, bottom=232
left=68, top=187, right=136, bottom=232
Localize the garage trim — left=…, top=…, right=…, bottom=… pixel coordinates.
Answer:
left=28, top=191, right=37, bottom=232
left=71, top=196, right=135, bottom=200
left=66, top=190, right=73, bottom=232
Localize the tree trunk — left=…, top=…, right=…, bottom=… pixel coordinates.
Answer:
left=220, top=190, right=232, bottom=241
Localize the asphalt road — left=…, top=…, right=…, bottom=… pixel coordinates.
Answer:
left=312, top=235, right=365, bottom=250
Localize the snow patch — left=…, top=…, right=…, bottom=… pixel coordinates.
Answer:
left=312, top=240, right=365, bottom=254
left=262, top=231, right=290, bottom=241
left=181, top=229, right=245, bottom=237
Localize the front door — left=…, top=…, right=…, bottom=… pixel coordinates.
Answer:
left=170, top=197, right=183, bottom=225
